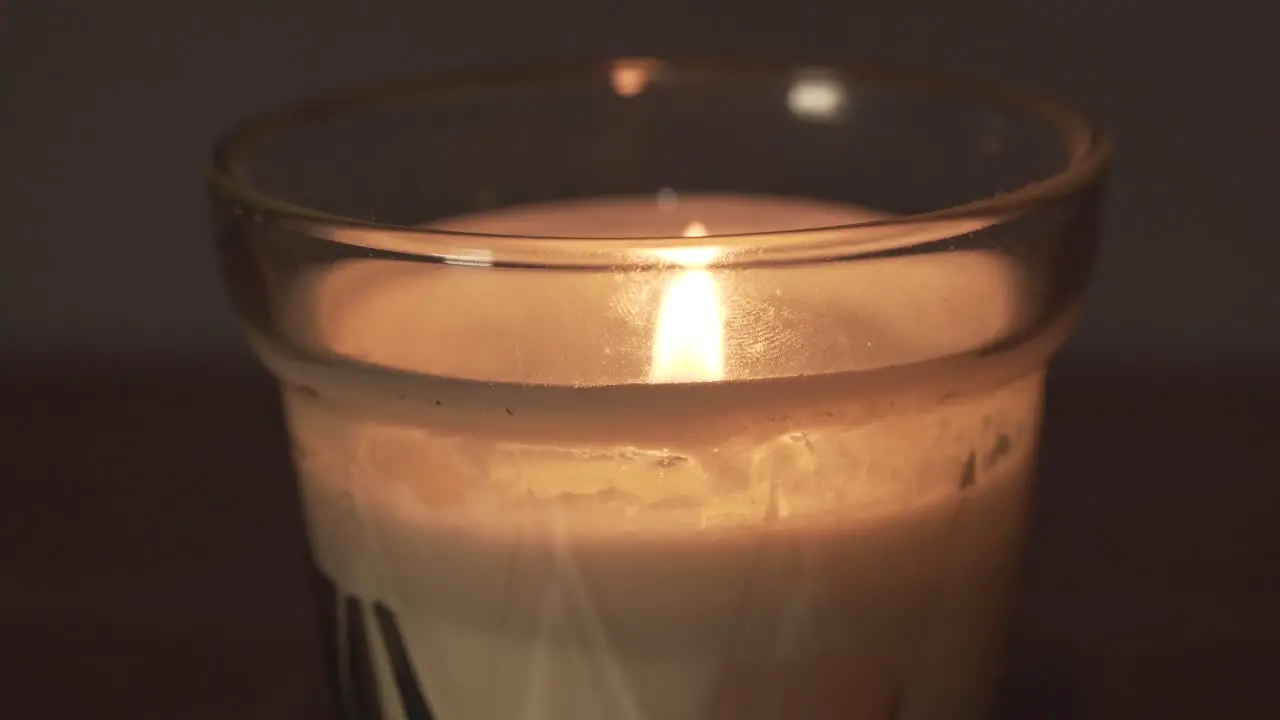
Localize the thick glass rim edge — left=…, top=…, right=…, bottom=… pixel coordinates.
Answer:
left=208, top=55, right=1110, bottom=265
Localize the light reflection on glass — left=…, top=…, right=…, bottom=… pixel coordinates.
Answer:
left=787, top=71, right=848, bottom=122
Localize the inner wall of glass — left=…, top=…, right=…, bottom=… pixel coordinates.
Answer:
left=218, top=64, right=1095, bottom=390
left=241, top=66, right=1068, bottom=228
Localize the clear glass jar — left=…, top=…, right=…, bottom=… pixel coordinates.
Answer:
left=209, top=57, right=1108, bottom=720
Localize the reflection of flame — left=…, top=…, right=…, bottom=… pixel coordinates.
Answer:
left=656, top=187, right=678, bottom=211
left=610, top=58, right=658, bottom=97
left=650, top=221, right=725, bottom=382
left=682, top=220, right=708, bottom=237
left=787, top=71, right=847, bottom=121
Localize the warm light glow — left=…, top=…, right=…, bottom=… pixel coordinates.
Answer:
left=650, top=220, right=717, bottom=266
left=649, top=221, right=725, bottom=382
left=610, top=58, right=658, bottom=98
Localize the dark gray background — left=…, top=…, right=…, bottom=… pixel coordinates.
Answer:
left=2, top=0, right=1277, bottom=371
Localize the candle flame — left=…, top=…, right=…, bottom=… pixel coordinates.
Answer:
left=649, top=221, right=725, bottom=382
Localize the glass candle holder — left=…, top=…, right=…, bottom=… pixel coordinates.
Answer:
left=208, top=57, right=1108, bottom=720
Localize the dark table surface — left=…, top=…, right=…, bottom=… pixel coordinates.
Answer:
left=3, top=360, right=1277, bottom=718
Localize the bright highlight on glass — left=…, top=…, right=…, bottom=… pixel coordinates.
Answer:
left=787, top=71, right=848, bottom=121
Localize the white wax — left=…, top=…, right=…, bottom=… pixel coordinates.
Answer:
left=288, top=193, right=1021, bottom=387
left=271, top=193, right=1043, bottom=720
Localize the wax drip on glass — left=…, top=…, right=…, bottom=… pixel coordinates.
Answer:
left=649, top=219, right=726, bottom=383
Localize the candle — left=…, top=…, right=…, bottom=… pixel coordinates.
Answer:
left=262, top=192, right=1042, bottom=720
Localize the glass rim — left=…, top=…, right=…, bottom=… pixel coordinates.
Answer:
left=208, top=55, right=1110, bottom=266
